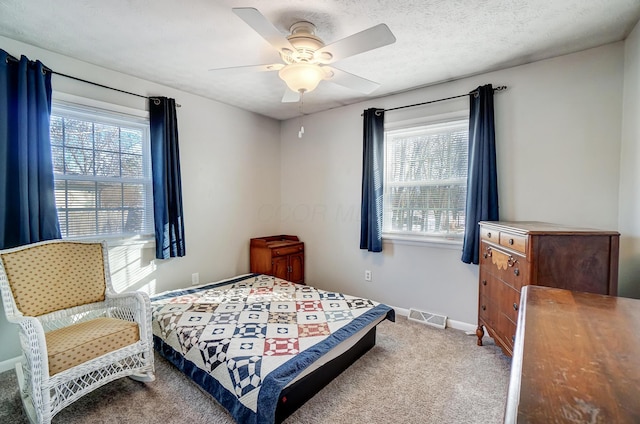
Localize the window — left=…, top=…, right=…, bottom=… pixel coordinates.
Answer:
left=50, top=103, right=154, bottom=239
left=383, top=118, right=468, bottom=241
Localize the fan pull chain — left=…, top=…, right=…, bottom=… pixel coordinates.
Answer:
left=298, top=91, right=305, bottom=139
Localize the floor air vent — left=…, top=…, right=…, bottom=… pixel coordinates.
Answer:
left=408, top=308, right=447, bottom=329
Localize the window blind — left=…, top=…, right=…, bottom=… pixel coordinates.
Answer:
left=50, top=103, right=154, bottom=239
left=383, top=119, right=468, bottom=238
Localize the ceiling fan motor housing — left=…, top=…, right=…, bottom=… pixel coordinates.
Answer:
left=281, top=21, right=331, bottom=64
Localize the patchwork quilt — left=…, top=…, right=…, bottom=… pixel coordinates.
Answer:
left=150, top=274, right=394, bottom=424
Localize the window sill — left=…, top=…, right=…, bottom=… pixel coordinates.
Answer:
left=382, top=233, right=463, bottom=250
left=63, top=235, right=155, bottom=249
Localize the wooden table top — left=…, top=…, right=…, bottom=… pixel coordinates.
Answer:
left=505, top=285, right=640, bottom=423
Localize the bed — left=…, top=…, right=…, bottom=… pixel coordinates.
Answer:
left=150, top=273, right=395, bottom=424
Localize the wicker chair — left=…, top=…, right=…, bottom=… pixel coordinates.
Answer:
left=0, top=240, right=155, bottom=424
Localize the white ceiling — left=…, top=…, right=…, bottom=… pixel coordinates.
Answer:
left=1, top=0, right=639, bottom=120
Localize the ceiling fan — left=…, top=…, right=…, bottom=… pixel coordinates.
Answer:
left=213, top=7, right=397, bottom=103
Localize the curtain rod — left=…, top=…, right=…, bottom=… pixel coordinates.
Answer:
left=51, top=70, right=182, bottom=107
left=5, top=53, right=181, bottom=107
left=368, top=85, right=507, bottom=115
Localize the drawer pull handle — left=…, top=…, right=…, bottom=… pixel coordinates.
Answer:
left=487, top=232, right=492, bottom=238
left=482, top=280, right=487, bottom=286
left=507, top=256, right=518, bottom=268
left=513, top=303, right=518, bottom=311
left=483, top=247, right=492, bottom=259
left=275, top=251, right=280, bottom=255
left=514, top=268, right=520, bottom=276
left=508, top=238, right=514, bottom=245
left=481, top=305, right=486, bottom=311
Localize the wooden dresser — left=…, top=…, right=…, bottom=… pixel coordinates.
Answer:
left=476, top=221, right=619, bottom=356
left=250, top=235, right=304, bottom=284
left=505, top=285, right=640, bottom=423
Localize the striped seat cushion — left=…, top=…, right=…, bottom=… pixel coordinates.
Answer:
left=45, top=317, right=140, bottom=376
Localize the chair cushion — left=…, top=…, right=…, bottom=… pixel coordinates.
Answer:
left=45, top=317, right=140, bottom=376
left=0, top=242, right=106, bottom=316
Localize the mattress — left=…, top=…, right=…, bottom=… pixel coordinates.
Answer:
left=150, top=273, right=394, bottom=424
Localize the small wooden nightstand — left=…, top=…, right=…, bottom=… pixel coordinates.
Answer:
left=250, top=235, right=304, bottom=284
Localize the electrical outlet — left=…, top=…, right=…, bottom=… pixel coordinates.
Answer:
left=364, top=270, right=372, bottom=281
left=191, top=272, right=199, bottom=285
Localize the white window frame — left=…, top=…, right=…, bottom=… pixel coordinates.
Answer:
left=50, top=98, right=154, bottom=245
left=382, top=111, right=469, bottom=248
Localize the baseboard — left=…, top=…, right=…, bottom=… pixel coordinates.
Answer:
left=389, top=305, right=476, bottom=333
left=446, top=319, right=477, bottom=333
left=0, top=356, right=21, bottom=374
left=392, top=306, right=410, bottom=317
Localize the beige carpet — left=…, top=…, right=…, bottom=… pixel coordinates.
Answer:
left=0, top=317, right=510, bottom=424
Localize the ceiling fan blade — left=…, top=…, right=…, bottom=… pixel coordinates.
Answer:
left=232, top=7, right=296, bottom=54
left=315, top=24, right=396, bottom=64
left=325, top=66, right=380, bottom=94
left=208, top=63, right=284, bottom=74
left=281, top=89, right=301, bottom=103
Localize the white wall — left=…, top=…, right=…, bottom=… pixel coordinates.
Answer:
left=0, top=36, right=282, bottom=364
left=619, top=20, right=640, bottom=298
left=0, top=36, right=632, bottom=365
left=280, top=43, right=624, bottom=326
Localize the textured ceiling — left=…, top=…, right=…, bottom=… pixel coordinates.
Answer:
left=1, top=0, right=639, bottom=120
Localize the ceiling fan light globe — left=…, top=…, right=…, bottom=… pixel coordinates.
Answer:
left=278, top=63, right=324, bottom=93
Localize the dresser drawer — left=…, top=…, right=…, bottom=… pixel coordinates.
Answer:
left=479, top=294, right=490, bottom=323
left=499, top=232, right=527, bottom=254
left=481, top=272, right=521, bottom=324
left=479, top=270, right=499, bottom=299
left=480, top=243, right=527, bottom=291
left=481, top=225, right=527, bottom=255
left=480, top=226, right=499, bottom=243
left=272, top=244, right=304, bottom=257
left=498, top=313, right=517, bottom=351
left=501, top=284, right=521, bottom=324
left=478, top=295, right=500, bottom=330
